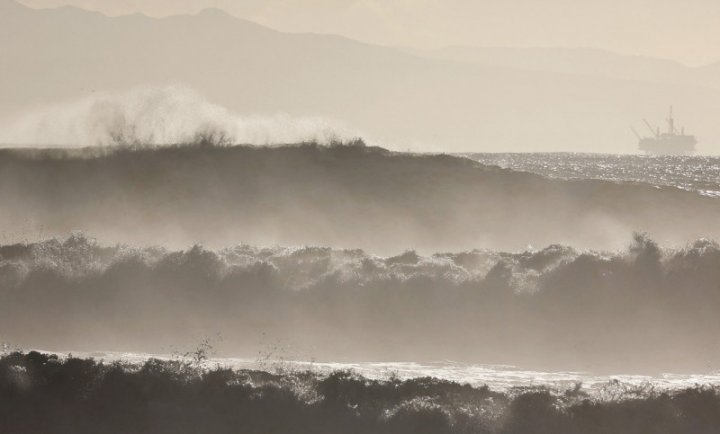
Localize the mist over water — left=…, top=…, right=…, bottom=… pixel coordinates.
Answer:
left=3, top=233, right=720, bottom=373
left=2, top=143, right=720, bottom=253
left=0, top=85, right=359, bottom=147
left=3, top=144, right=720, bottom=375
left=5, top=351, right=720, bottom=434
left=5, top=144, right=719, bottom=433
left=3, top=2, right=720, bottom=432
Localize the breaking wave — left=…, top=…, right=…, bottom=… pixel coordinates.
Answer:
left=0, top=85, right=359, bottom=147
left=2, top=234, right=720, bottom=371
left=2, top=351, right=720, bottom=434
left=3, top=143, right=719, bottom=253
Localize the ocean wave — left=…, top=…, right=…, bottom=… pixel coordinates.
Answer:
left=0, top=85, right=359, bottom=147
left=0, top=233, right=573, bottom=290
left=2, top=143, right=720, bottom=253
left=2, top=351, right=720, bottom=434
left=40, top=349, right=720, bottom=395
left=2, top=234, right=720, bottom=372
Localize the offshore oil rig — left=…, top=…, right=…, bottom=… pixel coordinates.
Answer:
left=632, top=107, right=697, bottom=154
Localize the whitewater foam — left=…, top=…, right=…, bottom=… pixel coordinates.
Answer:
left=34, top=349, right=720, bottom=396
left=0, top=85, right=360, bottom=147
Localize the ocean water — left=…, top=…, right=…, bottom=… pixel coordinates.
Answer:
left=461, top=153, right=720, bottom=198
left=59, top=351, right=720, bottom=396
left=6, top=233, right=720, bottom=377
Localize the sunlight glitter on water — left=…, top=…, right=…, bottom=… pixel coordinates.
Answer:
left=462, top=153, right=720, bottom=198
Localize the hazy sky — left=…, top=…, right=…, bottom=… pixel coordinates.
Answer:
left=18, top=0, right=720, bottom=66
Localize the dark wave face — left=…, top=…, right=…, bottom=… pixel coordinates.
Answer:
left=2, top=351, right=720, bottom=434
left=2, top=143, right=720, bottom=253
left=2, top=234, right=720, bottom=373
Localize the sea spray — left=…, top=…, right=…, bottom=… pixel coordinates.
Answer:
left=3, top=351, right=720, bottom=434
left=0, top=85, right=360, bottom=147
left=2, top=234, right=720, bottom=371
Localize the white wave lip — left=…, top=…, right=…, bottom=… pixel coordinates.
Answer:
left=39, top=350, right=720, bottom=396
left=0, top=85, right=359, bottom=147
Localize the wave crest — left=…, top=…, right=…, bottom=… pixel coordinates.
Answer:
left=0, top=85, right=359, bottom=147
left=2, top=234, right=720, bottom=371
left=3, top=352, right=720, bottom=434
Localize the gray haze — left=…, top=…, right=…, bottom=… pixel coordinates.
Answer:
left=2, top=145, right=719, bottom=253
left=3, top=231, right=720, bottom=373
left=2, top=0, right=720, bottom=153
left=16, top=0, right=720, bottom=66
